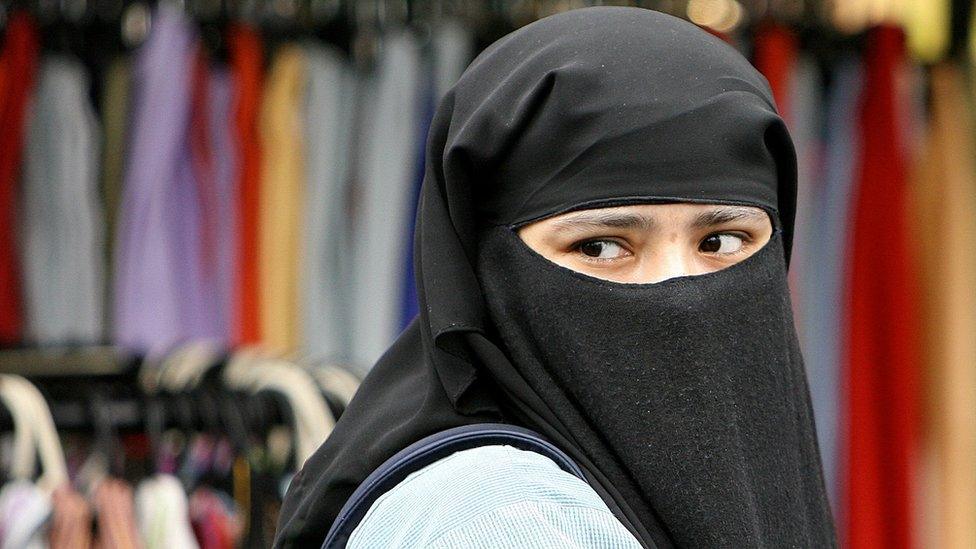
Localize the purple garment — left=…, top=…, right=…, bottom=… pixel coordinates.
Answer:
left=208, top=67, right=238, bottom=342
left=112, top=6, right=219, bottom=355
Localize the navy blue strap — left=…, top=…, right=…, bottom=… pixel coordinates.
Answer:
left=322, top=423, right=585, bottom=548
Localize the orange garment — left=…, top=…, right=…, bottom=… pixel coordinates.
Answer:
left=908, top=63, right=976, bottom=549
left=228, top=25, right=264, bottom=345
left=844, top=25, right=920, bottom=549
left=0, top=11, right=39, bottom=345
left=257, top=46, right=306, bottom=353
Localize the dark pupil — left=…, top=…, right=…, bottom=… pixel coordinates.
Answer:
left=700, top=235, right=721, bottom=253
left=580, top=241, right=605, bottom=257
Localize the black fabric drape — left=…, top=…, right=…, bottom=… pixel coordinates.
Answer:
left=274, top=7, right=833, bottom=548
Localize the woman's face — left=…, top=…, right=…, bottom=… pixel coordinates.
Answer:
left=517, top=203, right=773, bottom=284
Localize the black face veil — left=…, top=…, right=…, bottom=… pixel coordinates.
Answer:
left=275, top=7, right=835, bottom=548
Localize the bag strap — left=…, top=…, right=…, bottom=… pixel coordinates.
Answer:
left=322, top=423, right=585, bottom=548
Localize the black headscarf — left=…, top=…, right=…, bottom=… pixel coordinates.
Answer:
left=275, top=6, right=835, bottom=548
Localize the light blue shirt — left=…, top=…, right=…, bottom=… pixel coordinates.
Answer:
left=347, top=445, right=642, bottom=548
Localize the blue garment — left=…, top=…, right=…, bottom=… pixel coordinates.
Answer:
left=398, top=57, right=433, bottom=331
left=348, top=30, right=423, bottom=371
left=803, top=56, right=864, bottom=512
left=347, top=445, right=642, bottom=548
left=301, top=43, right=356, bottom=361
left=400, top=21, right=475, bottom=329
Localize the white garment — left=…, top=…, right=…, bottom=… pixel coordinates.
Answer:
left=0, top=480, right=50, bottom=549
left=135, top=474, right=199, bottom=549
left=20, top=55, right=104, bottom=344
left=347, top=30, right=424, bottom=372
left=301, top=43, right=356, bottom=362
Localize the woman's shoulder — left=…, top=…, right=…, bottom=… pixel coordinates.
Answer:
left=347, top=444, right=642, bottom=548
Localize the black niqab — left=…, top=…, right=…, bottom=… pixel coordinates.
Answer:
left=274, top=7, right=834, bottom=548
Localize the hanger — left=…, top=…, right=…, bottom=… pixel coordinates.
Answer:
left=0, top=375, right=39, bottom=481
left=302, top=358, right=361, bottom=414
left=0, top=375, right=68, bottom=491
left=88, top=390, right=127, bottom=480
left=223, top=350, right=335, bottom=470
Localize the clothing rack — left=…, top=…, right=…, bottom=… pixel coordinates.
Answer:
left=0, top=342, right=360, bottom=547
left=0, top=351, right=290, bottom=435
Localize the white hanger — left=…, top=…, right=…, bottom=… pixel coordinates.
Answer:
left=0, top=375, right=68, bottom=491
left=223, top=351, right=335, bottom=469
left=0, top=375, right=38, bottom=481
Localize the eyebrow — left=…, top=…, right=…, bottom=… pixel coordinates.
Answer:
left=548, top=205, right=767, bottom=233
left=691, top=206, right=768, bottom=229
left=549, top=211, right=656, bottom=232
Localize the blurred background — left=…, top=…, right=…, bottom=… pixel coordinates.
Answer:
left=0, top=0, right=972, bottom=547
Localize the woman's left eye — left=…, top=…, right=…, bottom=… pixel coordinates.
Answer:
left=699, top=233, right=745, bottom=254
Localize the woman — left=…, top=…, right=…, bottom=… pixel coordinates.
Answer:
left=276, top=6, right=836, bottom=548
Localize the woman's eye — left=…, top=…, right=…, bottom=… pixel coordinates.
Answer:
left=699, top=233, right=744, bottom=254
left=578, top=240, right=627, bottom=259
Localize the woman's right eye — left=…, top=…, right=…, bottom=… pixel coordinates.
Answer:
left=578, top=240, right=627, bottom=260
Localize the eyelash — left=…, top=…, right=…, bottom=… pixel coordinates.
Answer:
left=701, top=231, right=754, bottom=256
left=571, top=231, right=755, bottom=262
left=572, top=238, right=629, bottom=263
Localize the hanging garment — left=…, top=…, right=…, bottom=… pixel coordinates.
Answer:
left=844, top=25, right=921, bottom=549
left=93, top=478, right=143, bottom=549
left=189, top=487, right=242, bottom=549
left=904, top=0, right=950, bottom=62
left=752, top=20, right=798, bottom=126
left=276, top=8, right=834, bottom=548
left=347, top=29, right=423, bottom=371
left=0, top=11, right=39, bottom=345
left=258, top=45, right=306, bottom=353
left=787, top=55, right=823, bottom=343
left=399, top=54, right=434, bottom=331
left=49, top=486, right=94, bottom=549
left=208, top=65, right=239, bottom=345
left=301, top=44, right=355, bottom=361
left=100, top=56, right=131, bottom=288
left=227, top=24, right=264, bottom=346
left=20, top=55, right=105, bottom=345
left=908, top=63, right=976, bottom=549
left=187, top=48, right=224, bottom=343
left=112, top=6, right=209, bottom=355
left=398, top=20, right=475, bottom=328
left=804, top=56, right=864, bottom=513
left=135, top=474, right=199, bottom=549
left=432, top=19, right=474, bottom=101
left=0, top=480, right=50, bottom=549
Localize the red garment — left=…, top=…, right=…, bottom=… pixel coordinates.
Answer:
left=0, top=12, right=39, bottom=345
left=752, top=20, right=798, bottom=125
left=844, top=26, right=920, bottom=549
left=227, top=25, right=264, bottom=345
